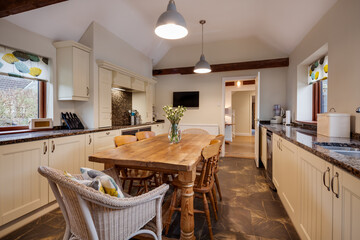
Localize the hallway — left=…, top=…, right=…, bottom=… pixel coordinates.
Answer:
left=225, top=136, right=255, bottom=159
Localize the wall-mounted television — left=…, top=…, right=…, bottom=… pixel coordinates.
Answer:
left=173, top=91, right=199, bottom=108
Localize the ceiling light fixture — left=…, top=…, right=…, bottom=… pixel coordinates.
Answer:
left=194, top=20, right=211, bottom=74
left=155, top=0, right=188, bottom=40
left=237, top=80, right=241, bottom=87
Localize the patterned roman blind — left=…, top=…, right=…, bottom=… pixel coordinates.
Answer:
left=0, top=45, right=50, bottom=82
left=308, top=55, right=328, bottom=85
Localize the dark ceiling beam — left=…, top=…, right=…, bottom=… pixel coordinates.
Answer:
left=0, top=0, right=68, bottom=18
left=153, top=57, right=289, bottom=76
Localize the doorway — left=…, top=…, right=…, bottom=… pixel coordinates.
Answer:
left=222, top=77, right=257, bottom=159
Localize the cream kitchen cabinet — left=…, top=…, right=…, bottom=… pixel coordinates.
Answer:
left=152, top=123, right=165, bottom=136
left=272, top=134, right=299, bottom=224
left=85, top=133, right=94, bottom=169
left=297, top=147, right=333, bottom=240
left=54, top=41, right=91, bottom=101
left=48, top=135, right=86, bottom=202
left=98, top=67, right=112, bottom=127
left=93, top=130, right=120, bottom=170
left=0, top=140, right=49, bottom=225
left=273, top=134, right=360, bottom=240
left=333, top=166, right=360, bottom=239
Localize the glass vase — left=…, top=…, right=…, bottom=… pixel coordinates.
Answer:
left=168, top=123, right=181, bottom=143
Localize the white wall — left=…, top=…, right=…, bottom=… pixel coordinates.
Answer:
left=77, top=22, right=153, bottom=128
left=287, top=0, right=360, bottom=132
left=232, top=91, right=255, bottom=135
left=155, top=37, right=288, bottom=134
left=155, top=67, right=287, bottom=134
left=0, top=19, right=74, bottom=126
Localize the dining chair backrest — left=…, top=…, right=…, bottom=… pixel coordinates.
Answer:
left=114, top=135, right=137, bottom=147
left=136, top=131, right=155, bottom=141
left=196, top=140, right=222, bottom=189
left=182, top=128, right=209, bottom=135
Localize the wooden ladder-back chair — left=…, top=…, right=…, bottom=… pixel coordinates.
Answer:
left=38, top=166, right=168, bottom=240
left=213, top=134, right=224, bottom=201
left=197, top=135, right=225, bottom=202
left=136, top=131, right=156, bottom=141
left=114, top=135, right=157, bottom=195
left=165, top=140, right=222, bottom=240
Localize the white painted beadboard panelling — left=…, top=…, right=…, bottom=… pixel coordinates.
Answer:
left=333, top=166, right=360, bottom=240
left=179, top=124, right=219, bottom=135
left=0, top=140, right=49, bottom=225
left=298, top=148, right=333, bottom=240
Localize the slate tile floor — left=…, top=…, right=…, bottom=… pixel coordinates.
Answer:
left=1, top=157, right=300, bottom=240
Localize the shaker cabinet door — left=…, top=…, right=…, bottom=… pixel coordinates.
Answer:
left=333, top=167, right=360, bottom=240
left=0, top=140, right=49, bottom=225
left=297, top=148, right=333, bottom=240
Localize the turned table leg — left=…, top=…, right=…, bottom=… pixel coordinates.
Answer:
left=178, top=169, right=196, bottom=240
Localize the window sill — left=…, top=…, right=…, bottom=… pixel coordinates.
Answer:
left=0, top=128, right=51, bottom=136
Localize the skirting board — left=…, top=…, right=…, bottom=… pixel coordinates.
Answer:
left=0, top=202, right=59, bottom=238
left=235, top=133, right=252, bottom=136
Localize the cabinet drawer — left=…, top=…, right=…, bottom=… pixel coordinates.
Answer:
left=93, top=130, right=120, bottom=154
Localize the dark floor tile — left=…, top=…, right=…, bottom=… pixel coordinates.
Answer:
left=263, top=200, right=289, bottom=220
left=252, top=217, right=291, bottom=240
left=212, top=203, right=254, bottom=235
left=284, top=222, right=301, bottom=240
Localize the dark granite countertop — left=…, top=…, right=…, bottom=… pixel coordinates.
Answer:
left=261, top=123, right=360, bottom=179
left=0, top=121, right=165, bottom=146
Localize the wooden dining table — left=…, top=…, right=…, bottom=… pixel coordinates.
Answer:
left=89, top=133, right=215, bottom=240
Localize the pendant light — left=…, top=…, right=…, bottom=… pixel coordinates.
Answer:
left=155, top=0, right=188, bottom=40
left=194, top=20, right=211, bottom=74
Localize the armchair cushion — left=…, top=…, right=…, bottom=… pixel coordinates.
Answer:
left=64, top=171, right=105, bottom=194
left=80, top=167, right=124, bottom=198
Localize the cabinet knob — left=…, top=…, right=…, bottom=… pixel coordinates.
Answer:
left=87, top=87, right=90, bottom=96
left=106, top=132, right=110, bottom=135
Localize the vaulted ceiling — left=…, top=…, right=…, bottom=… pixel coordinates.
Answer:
left=4, top=0, right=337, bottom=65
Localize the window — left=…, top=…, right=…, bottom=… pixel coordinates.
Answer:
left=0, top=45, right=49, bottom=131
left=309, top=55, right=328, bottom=121
left=0, top=75, right=46, bottom=128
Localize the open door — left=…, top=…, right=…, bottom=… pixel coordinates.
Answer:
left=254, top=72, right=260, bottom=167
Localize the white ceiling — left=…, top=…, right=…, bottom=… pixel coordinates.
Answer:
left=5, top=0, right=337, bottom=65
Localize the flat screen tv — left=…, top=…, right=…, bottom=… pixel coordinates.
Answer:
left=173, top=91, right=199, bottom=108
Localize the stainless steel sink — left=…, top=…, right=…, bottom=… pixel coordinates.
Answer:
left=314, top=142, right=360, bottom=158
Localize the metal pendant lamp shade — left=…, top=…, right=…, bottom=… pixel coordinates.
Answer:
left=155, top=0, right=188, bottom=40
left=194, top=20, right=211, bottom=74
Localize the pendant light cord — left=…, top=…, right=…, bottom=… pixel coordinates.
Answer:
left=201, top=23, right=204, bottom=54
left=199, top=20, right=206, bottom=55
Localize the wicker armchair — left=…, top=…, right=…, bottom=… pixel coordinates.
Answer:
left=38, top=166, right=169, bottom=240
